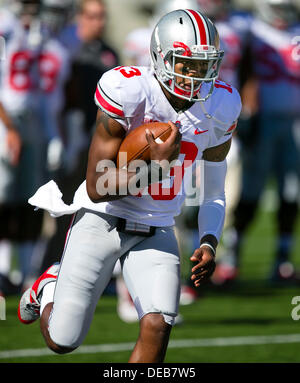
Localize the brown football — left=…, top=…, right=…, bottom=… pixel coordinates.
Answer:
left=117, top=122, right=172, bottom=169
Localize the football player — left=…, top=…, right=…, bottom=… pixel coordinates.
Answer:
left=0, top=0, right=71, bottom=289
left=215, top=0, right=300, bottom=284
left=19, top=9, right=241, bottom=362
left=124, top=0, right=199, bottom=67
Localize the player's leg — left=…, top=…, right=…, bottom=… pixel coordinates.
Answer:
left=211, top=137, right=242, bottom=284
left=121, top=227, right=180, bottom=362
left=19, top=210, right=124, bottom=353
left=0, top=205, right=13, bottom=295
left=271, top=116, right=300, bottom=281
left=0, top=125, right=20, bottom=294
left=15, top=204, right=44, bottom=288
left=175, top=205, right=199, bottom=305
left=0, top=203, right=43, bottom=296
left=231, top=118, right=271, bottom=264
left=129, top=313, right=172, bottom=363
left=18, top=262, right=70, bottom=353
left=214, top=114, right=273, bottom=283
left=43, top=210, right=127, bottom=352
left=115, top=267, right=139, bottom=323
left=14, top=113, right=48, bottom=289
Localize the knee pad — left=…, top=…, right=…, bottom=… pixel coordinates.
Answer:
left=141, top=311, right=175, bottom=327
left=48, top=310, right=83, bottom=349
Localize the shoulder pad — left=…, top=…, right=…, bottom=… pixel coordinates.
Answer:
left=95, top=68, right=125, bottom=120
left=94, top=66, right=146, bottom=121
left=212, top=81, right=241, bottom=129
left=204, top=81, right=242, bottom=146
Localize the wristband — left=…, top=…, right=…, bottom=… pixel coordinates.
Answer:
left=199, top=242, right=216, bottom=257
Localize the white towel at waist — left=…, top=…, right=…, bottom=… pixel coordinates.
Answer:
left=28, top=180, right=92, bottom=217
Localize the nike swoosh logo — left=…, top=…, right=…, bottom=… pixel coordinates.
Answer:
left=194, top=129, right=208, bottom=135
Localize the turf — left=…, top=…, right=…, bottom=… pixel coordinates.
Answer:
left=0, top=206, right=300, bottom=363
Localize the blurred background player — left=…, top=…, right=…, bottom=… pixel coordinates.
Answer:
left=38, top=0, right=119, bottom=278
left=124, top=0, right=198, bottom=68
left=0, top=101, right=22, bottom=296
left=0, top=0, right=71, bottom=294
left=0, top=4, right=23, bottom=295
left=215, top=0, right=300, bottom=285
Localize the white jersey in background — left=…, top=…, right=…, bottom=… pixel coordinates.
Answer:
left=0, top=7, right=18, bottom=39
left=250, top=18, right=300, bottom=115
left=0, top=9, right=70, bottom=139
left=123, top=27, right=152, bottom=66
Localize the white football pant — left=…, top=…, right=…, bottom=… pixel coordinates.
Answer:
left=48, top=209, right=180, bottom=348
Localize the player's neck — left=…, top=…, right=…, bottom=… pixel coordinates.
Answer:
left=159, top=82, right=195, bottom=113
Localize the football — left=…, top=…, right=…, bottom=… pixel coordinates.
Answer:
left=117, top=122, right=172, bottom=169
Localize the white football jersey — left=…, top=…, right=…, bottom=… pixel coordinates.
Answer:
left=0, top=7, right=18, bottom=38
left=68, top=66, right=241, bottom=227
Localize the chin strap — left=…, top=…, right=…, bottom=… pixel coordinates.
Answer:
left=199, top=99, right=229, bottom=125
left=172, top=81, right=200, bottom=98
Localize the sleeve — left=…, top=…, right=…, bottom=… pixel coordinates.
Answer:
left=207, top=83, right=242, bottom=148
left=198, top=160, right=227, bottom=242
left=94, top=69, right=127, bottom=127
left=94, top=67, right=147, bottom=131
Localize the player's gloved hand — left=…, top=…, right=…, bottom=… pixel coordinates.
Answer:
left=145, top=121, right=181, bottom=163
left=190, top=246, right=216, bottom=287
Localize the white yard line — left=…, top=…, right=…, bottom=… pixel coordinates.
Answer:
left=1, top=333, right=300, bottom=359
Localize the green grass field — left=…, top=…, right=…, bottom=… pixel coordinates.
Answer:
left=1, top=205, right=300, bottom=363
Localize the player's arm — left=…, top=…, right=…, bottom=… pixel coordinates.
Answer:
left=0, top=102, right=21, bottom=166
left=86, top=110, right=133, bottom=202
left=86, top=110, right=181, bottom=202
left=239, top=42, right=259, bottom=118
left=190, top=138, right=231, bottom=287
